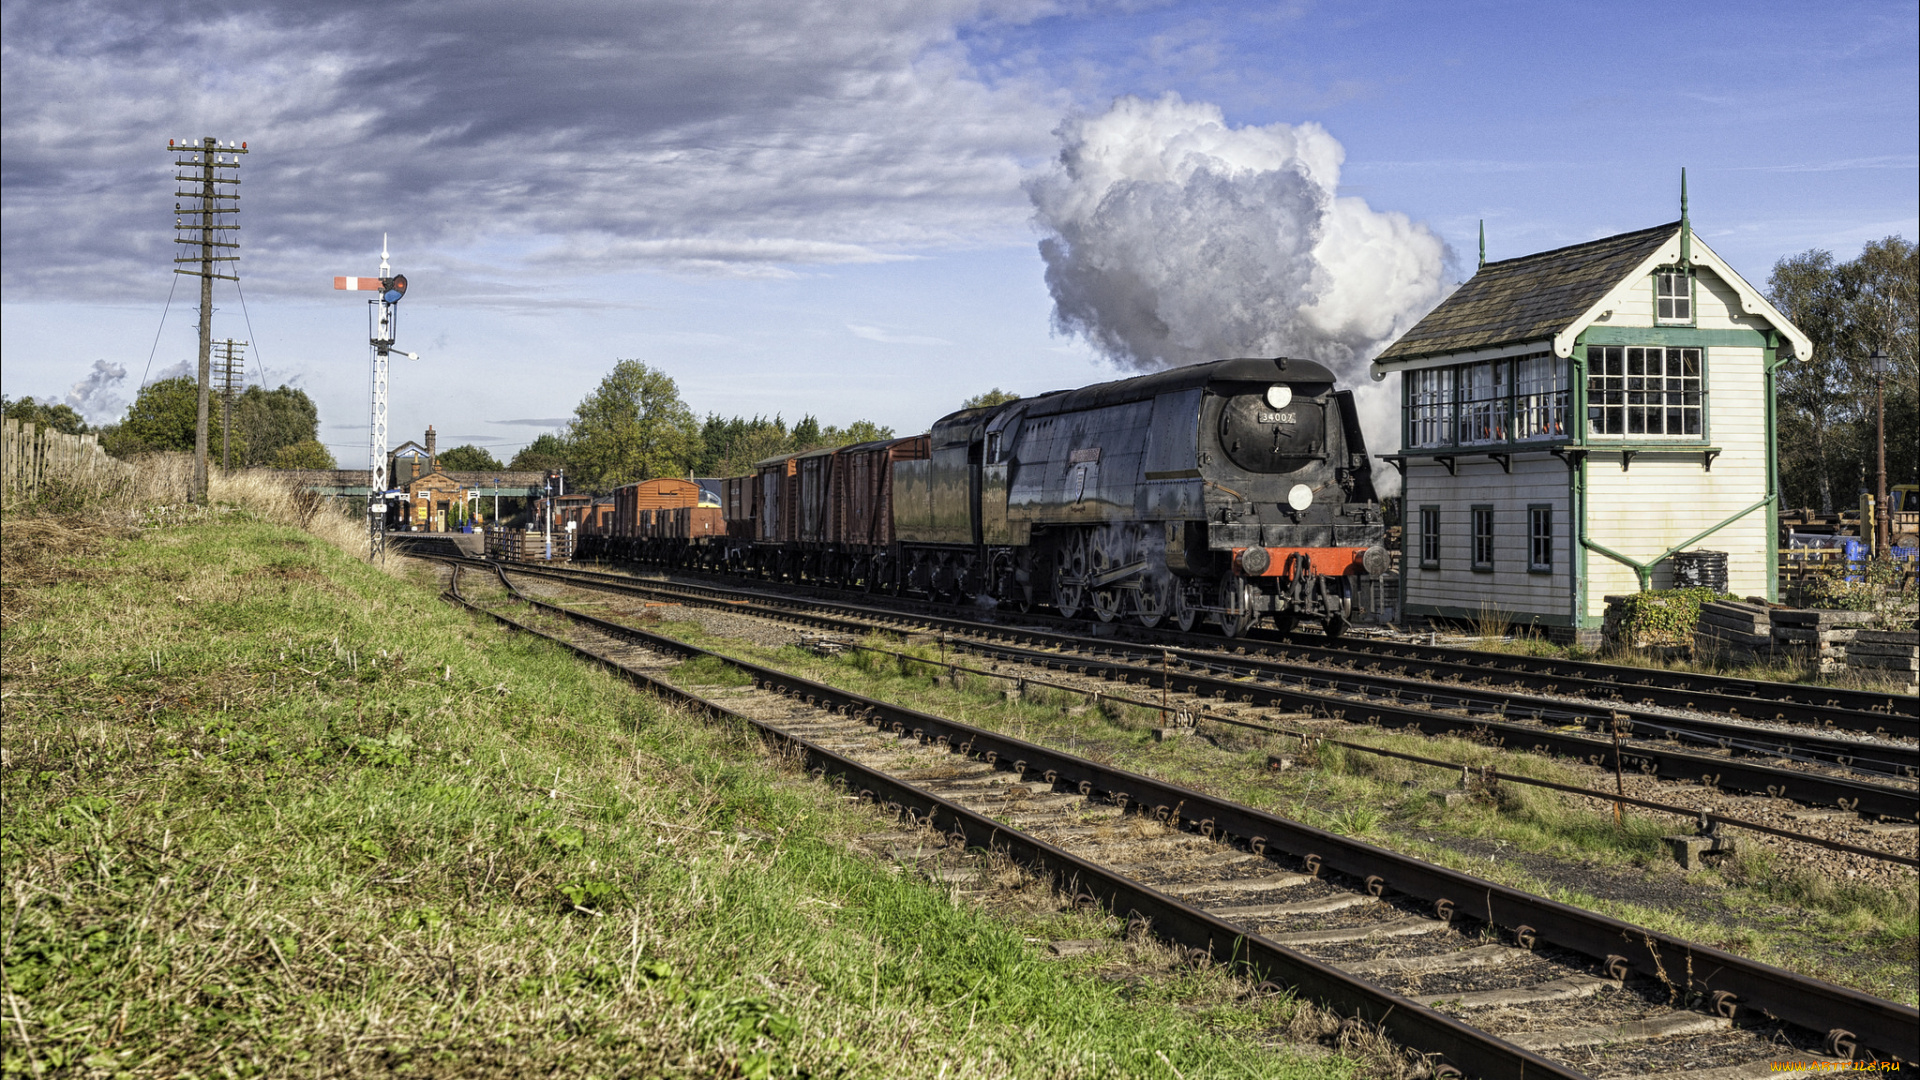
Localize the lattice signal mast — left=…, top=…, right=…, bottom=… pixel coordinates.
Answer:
left=212, top=338, right=247, bottom=470
left=170, top=136, right=247, bottom=502
left=333, top=236, right=415, bottom=559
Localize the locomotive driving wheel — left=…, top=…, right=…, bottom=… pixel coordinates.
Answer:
left=1215, top=573, right=1256, bottom=639
left=1089, top=538, right=1122, bottom=623
left=1136, top=573, right=1171, bottom=628
left=1171, top=579, right=1202, bottom=632
left=1052, top=535, right=1087, bottom=618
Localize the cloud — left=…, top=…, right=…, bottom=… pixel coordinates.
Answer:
left=491, top=417, right=572, bottom=427
left=149, top=359, right=193, bottom=382
left=2, top=0, right=1068, bottom=304
left=847, top=323, right=954, bottom=346
left=64, top=359, right=128, bottom=424
left=1025, top=93, right=1456, bottom=477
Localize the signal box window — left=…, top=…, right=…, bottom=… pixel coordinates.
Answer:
left=1528, top=505, right=1553, bottom=573
left=1419, top=506, right=1440, bottom=569
left=1656, top=270, right=1692, bottom=323
left=1587, top=346, right=1703, bottom=438
left=1471, top=506, right=1494, bottom=571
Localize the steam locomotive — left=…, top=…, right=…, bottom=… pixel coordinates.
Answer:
left=578, top=356, right=1388, bottom=638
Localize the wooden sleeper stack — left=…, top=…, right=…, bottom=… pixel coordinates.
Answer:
left=1692, top=600, right=1772, bottom=663
left=1768, top=609, right=1877, bottom=674
left=1845, top=629, right=1920, bottom=693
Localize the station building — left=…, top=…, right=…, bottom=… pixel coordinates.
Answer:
left=1369, top=197, right=1811, bottom=643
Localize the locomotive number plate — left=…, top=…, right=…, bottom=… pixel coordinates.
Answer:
left=1256, top=411, right=1297, bottom=424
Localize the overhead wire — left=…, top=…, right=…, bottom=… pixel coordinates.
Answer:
left=140, top=273, right=182, bottom=389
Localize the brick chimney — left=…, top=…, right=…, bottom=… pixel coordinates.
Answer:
left=425, top=425, right=437, bottom=473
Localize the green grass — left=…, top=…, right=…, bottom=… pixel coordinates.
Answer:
left=617, top=622, right=1917, bottom=1005
left=0, top=516, right=1350, bottom=1079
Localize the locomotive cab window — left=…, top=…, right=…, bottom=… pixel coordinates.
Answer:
left=1217, top=388, right=1326, bottom=473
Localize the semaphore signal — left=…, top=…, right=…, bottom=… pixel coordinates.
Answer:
left=332, top=235, right=418, bottom=560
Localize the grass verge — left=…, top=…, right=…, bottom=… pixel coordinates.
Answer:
left=1, top=516, right=1364, bottom=1079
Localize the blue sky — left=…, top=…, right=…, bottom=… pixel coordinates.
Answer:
left=3, top=0, right=1914, bottom=467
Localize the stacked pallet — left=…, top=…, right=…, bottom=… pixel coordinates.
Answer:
left=1769, top=609, right=1878, bottom=673
left=1846, top=629, right=1920, bottom=691
left=1692, top=600, right=1773, bottom=662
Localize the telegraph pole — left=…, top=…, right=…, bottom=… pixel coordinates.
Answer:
left=212, top=338, right=247, bottom=471
left=333, top=237, right=415, bottom=560
left=170, top=137, right=246, bottom=502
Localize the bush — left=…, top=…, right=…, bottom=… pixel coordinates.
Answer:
left=1606, top=587, right=1725, bottom=646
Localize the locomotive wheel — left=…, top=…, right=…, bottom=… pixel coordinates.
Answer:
left=1323, top=615, right=1350, bottom=640
left=1136, top=574, right=1170, bottom=629
left=1171, top=580, right=1201, bottom=633
left=1272, top=613, right=1299, bottom=638
left=1216, top=575, right=1256, bottom=639
left=1053, top=537, right=1087, bottom=618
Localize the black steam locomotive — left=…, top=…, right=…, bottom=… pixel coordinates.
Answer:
left=580, top=356, right=1388, bottom=638
left=889, top=355, right=1386, bottom=636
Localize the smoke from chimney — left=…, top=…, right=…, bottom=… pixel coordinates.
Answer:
left=1026, top=94, right=1457, bottom=490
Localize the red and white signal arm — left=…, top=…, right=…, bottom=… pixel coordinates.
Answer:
left=334, top=276, right=384, bottom=291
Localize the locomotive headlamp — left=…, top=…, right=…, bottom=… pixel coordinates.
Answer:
left=1287, top=483, right=1314, bottom=511
left=1265, top=385, right=1292, bottom=410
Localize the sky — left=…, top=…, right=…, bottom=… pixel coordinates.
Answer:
left=3, top=0, right=1915, bottom=471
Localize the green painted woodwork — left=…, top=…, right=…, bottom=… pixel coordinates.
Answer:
left=1579, top=326, right=1765, bottom=347
left=1571, top=342, right=1589, bottom=623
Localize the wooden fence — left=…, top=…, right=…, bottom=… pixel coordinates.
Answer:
left=1, top=418, right=133, bottom=502
left=486, top=526, right=575, bottom=562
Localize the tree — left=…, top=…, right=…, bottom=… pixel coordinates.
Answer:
left=693, top=411, right=900, bottom=475
left=509, top=432, right=570, bottom=473
left=1768, top=236, right=1917, bottom=514
left=961, top=388, right=1020, bottom=409
left=790, top=414, right=824, bottom=450
left=101, top=377, right=198, bottom=458
left=0, top=396, right=88, bottom=435
left=823, top=419, right=894, bottom=446
left=232, top=385, right=321, bottom=468
left=566, top=360, right=701, bottom=491
left=437, top=444, right=504, bottom=472
left=271, top=440, right=337, bottom=470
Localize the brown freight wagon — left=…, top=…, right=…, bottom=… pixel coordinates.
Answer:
left=754, top=454, right=798, bottom=544
left=613, top=477, right=706, bottom=539
left=722, top=475, right=755, bottom=539
left=828, top=435, right=930, bottom=549
left=795, top=447, right=840, bottom=544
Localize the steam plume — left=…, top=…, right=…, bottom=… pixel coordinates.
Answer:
left=66, top=359, right=127, bottom=425
left=1026, top=94, right=1454, bottom=476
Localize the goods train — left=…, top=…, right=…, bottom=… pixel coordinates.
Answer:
left=574, top=356, right=1389, bottom=638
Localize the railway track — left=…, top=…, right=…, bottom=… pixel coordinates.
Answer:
left=429, top=554, right=1920, bottom=825
left=441, top=562, right=1914, bottom=1078
left=542, top=547, right=1914, bottom=732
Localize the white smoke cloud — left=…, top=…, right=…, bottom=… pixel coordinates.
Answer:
left=65, top=359, right=127, bottom=424
left=1025, top=93, right=1456, bottom=481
